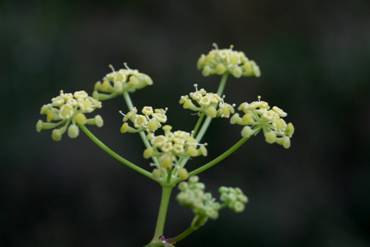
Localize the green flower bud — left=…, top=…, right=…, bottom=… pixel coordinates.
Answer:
left=94, top=115, right=104, bottom=127
left=143, top=147, right=155, bottom=159
left=199, top=145, right=208, bottom=156
left=231, top=66, right=242, bottom=78
left=204, top=106, right=217, bottom=118
left=230, top=113, right=242, bottom=125
left=51, top=129, right=63, bottom=141
left=264, top=131, right=276, bottom=144
left=202, top=66, right=212, bottom=77
left=186, top=146, right=199, bottom=157
left=215, top=64, right=226, bottom=75
left=67, top=124, right=79, bottom=138
left=120, top=122, right=130, bottom=134
left=152, top=168, right=162, bottom=179
left=74, top=113, right=87, bottom=125
left=159, top=154, right=173, bottom=169
left=178, top=168, right=189, bottom=180
left=241, top=126, right=254, bottom=138
left=36, top=120, right=43, bottom=132
left=285, top=123, right=295, bottom=138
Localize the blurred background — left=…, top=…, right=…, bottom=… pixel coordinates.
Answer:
left=1, top=0, right=370, bottom=246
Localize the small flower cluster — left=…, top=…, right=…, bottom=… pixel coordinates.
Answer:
left=177, top=177, right=248, bottom=221
left=177, top=176, right=221, bottom=220
left=219, top=187, right=248, bottom=213
left=93, top=65, right=153, bottom=101
left=230, top=97, right=294, bottom=149
left=36, top=90, right=103, bottom=141
left=120, top=106, right=168, bottom=134
left=197, top=44, right=261, bottom=78
left=146, top=126, right=208, bottom=178
left=179, top=85, right=235, bottom=118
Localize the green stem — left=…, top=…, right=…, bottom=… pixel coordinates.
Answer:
left=178, top=74, right=229, bottom=168
left=152, top=186, right=173, bottom=241
left=168, top=226, right=195, bottom=244
left=79, top=124, right=155, bottom=181
left=189, top=136, right=250, bottom=177
left=122, top=92, right=160, bottom=166
left=195, top=73, right=228, bottom=142
left=192, top=113, right=205, bottom=137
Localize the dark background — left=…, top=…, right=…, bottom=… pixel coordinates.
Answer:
left=1, top=1, right=370, bottom=246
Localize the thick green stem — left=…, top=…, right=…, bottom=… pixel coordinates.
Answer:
left=152, top=186, right=173, bottom=241
left=79, top=124, right=155, bottom=181
left=189, top=136, right=250, bottom=177
left=122, top=92, right=160, bottom=166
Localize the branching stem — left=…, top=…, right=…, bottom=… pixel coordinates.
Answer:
left=79, top=125, right=155, bottom=181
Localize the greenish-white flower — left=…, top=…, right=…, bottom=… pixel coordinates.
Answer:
left=177, top=176, right=221, bottom=220
left=36, top=90, right=103, bottom=141
left=93, top=64, right=153, bottom=101
left=230, top=97, right=295, bottom=148
left=197, top=44, right=261, bottom=78
left=219, top=186, right=248, bottom=213
left=120, top=106, right=168, bottom=134
left=179, top=85, right=235, bottom=119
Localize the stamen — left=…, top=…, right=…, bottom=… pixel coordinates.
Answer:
left=109, top=64, right=115, bottom=72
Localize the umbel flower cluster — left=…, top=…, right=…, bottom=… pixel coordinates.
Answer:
left=177, top=176, right=248, bottom=223
left=120, top=106, right=208, bottom=182
left=93, top=65, right=153, bottom=101
left=231, top=97, right=294, bottom=149
left=36, top=90, right=103, bottom=141
left=197, top=44, right=261, bottom=78
left=36, top=44, right=295, bottom=247
left=179, top=85, right=235, bottom=118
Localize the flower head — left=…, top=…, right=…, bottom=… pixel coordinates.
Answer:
left=177, top=176, right=221, bottom=220
left=179, top=85, right=235, bottom=119
left=197, top=44, right=261, bottom=78
left=230, top=97, right=295, bottom=148
left=219, top=186, right=248, bottom=213
left=145, top=126, right=207, bottom=170
left=36, top=90, right=103, bottom=141
left=119, top=106, right=168, bottom=134
left=93, top=64, right=153, bottom=101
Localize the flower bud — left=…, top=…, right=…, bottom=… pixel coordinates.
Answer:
left=231, top=66, right=242, bottom=78
left=215, top=64, right=226, bottom=75
left=68, top=124, right=80, bottom=138
left=51, top=129, right=63, bottom=141
left=230, top=113, right=242, bottom=125
left=74, top=112, right=87, bottom=125
left=264, top=131, right=276, bottom=144
left=241, top=126, right=254, bottom=138
left=159, top=154, right=173, bottom=169
left=205, top=106, right=217, bottom=118
left=120, top=122, right=130, bottom=134
left=143, top=147, right=155, bottom=159
left=36, top=120, right=43, bottom=132
left=94, top=115, right=104, bottom=127
left=285, top=123, right=295, bottom=138
left=178, top=168, right=189, bottom=180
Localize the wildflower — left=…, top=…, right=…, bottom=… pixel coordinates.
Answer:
left=219, top=187, right=248, bottom=213
left=197, top=44, right=261, bottom=78
left=179, top=85, right=235, bottom=118
left=93, top=64, right=153, bottom=101
left=230, top=97, right=294, bottom=148
left=36, top=90, right=103, bottom=141
left=177, top=176, right=221, bottom=220
left=119, top=106, right=168, bottom=134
